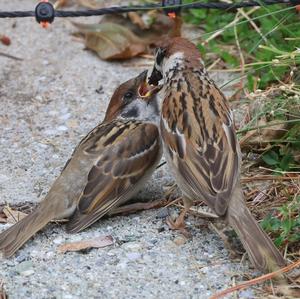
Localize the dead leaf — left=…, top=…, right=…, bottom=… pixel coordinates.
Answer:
left=3, top=206, right=27, bottom=224
left=78, top=0, right=104, bottom=9
left=72, top=22, right=146, bottom=60
left=240, top=117, right=288, bottom=150
left=265, top=285, right=300, bottom=298
left=53, top=0, right=70, bottom=8
left=58, top=235, right=114, bottom=253
left=72, top=12, right=181, bottom=60
left=128, top=12, right=147, bottom=30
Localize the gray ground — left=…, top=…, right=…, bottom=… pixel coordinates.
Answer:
left=0, top=1, right=256, bottom=298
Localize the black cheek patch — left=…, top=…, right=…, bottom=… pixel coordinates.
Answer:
left=121, top=107, right=139, bottom=118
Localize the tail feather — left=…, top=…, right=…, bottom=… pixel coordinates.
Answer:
left=0, top=209, right=53, bottom=258
left=227, top=186, right=286, bottom=272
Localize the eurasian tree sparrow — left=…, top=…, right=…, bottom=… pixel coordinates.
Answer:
left=147, top=37, right=285, bottom=272
left=0, top=71, right=162, bottom=258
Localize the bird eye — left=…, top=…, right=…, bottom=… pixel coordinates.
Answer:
left=123, top=91, right=134, bottom=102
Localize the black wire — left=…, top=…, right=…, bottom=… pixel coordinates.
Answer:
left=0, top=0, right=298, bottom=19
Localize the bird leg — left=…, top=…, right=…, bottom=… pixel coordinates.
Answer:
left=166, top=197, right=193, bottom=237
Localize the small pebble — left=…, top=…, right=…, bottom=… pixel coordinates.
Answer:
left=126, top=252, right=141, bottom=261
left=21, top=269, right=35, bottom=277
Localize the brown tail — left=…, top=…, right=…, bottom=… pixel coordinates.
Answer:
left=227, top=185, right=286, bottom=272
left=0, top=206, right=54, bottom=258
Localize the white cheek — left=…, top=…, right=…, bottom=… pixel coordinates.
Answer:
left=121, top=100, right=159, bottom=124
left=163, top=52, right=184, bottom=75
left=137, top=100, right=159, bottom=124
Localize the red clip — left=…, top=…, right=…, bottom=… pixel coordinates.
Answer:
left=167, top=12, right=176, bottom=19
left=40, top=0, right=49, bottom=28
left=40, top=21, right=49, bottom=28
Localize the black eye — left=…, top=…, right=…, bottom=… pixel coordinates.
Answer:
left=123, top=91, right=134, bottom=102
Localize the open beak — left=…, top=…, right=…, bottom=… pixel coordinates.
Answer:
left=138, top=81, right=162, bottom=99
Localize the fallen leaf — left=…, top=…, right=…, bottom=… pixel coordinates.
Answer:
left=3, top=206, right=27, bottom=224
left=128, top=12, right=147, bottom=30
left=240, top=117, right=288, bottom=150
left=72, top=12, right=181, bottom=60
left=77, top=0, right=104, bottom=9
left=53, top=0, right=70, bottom=9
left=58, top=235, right=114, bottom=253
left=72, top=22, right=146, bottom=60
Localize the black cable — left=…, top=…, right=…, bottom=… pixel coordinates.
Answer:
left=0, top=1, right=299, bottom=19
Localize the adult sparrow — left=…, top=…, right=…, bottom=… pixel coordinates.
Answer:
left=0, top=71, right=162, bottom=258
left=147, top=37, right=285, bottom=272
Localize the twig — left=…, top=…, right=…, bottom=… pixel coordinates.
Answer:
left=0, top=52, right=23, bottom=61
left=210, top=259, right=300, bottom=299
left=241, top=175, right=300, bottom=182
left=207, top=58, right=221, bottom=71
left=202, top=7, right=258, bottom=45
left=238, top=8, right=267, bottom=43
left=177, top=204, right=219, bottom=219
left=0, top=280, right=7, bottom=299
left=237, top=119, right=300, bottom=134
left=109, top=198, right=167, bottom=216
left=233, top=11, right=245, bottom=100
left=258, top=167, right=300, bottom=175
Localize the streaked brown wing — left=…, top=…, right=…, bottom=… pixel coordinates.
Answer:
left=161, top=77, right=240, bottom=216
left=67, top=120, right=160, bottom=233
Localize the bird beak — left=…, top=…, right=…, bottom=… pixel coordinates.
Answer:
left=138, top=81, right=162, bottom=99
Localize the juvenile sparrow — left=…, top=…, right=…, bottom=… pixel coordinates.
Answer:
left=0, top=71, right=162, bottom=258
left=147, top=37, right=285, bottom=272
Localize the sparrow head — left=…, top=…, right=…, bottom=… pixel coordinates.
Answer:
left=148, top=37, right=202, bottom=85
left=104, top=71, right=161, bottom=123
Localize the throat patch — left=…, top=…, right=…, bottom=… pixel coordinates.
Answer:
left=121, top=106, right=138, bottom=118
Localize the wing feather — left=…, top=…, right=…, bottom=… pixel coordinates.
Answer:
left=161, top=73, right=240, bottom=216
left=67, top=121, right=161, bottom=233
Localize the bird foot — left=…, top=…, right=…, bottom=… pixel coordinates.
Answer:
left=166, top=215, right=191, bottom=238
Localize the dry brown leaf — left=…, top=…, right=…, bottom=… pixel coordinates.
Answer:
left=77, top=0, right=104, bottom=9
left=53, top=0, right=70, bottom=8
left=72, top=22, right=146, bottom=60
left=265, top=285, right=300, bottom=298
left=240, top=118, right=287, bottom=149
left=128, top=12, right=147, bottom=30
left=72, top=13, right=180, bottom=60
left=58, top=235, right=114, bottom=253
left=3, top=206, right=27, bottom=224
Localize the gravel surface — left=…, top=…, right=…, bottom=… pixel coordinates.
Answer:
left=0, top=1, right=255, bottom=298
